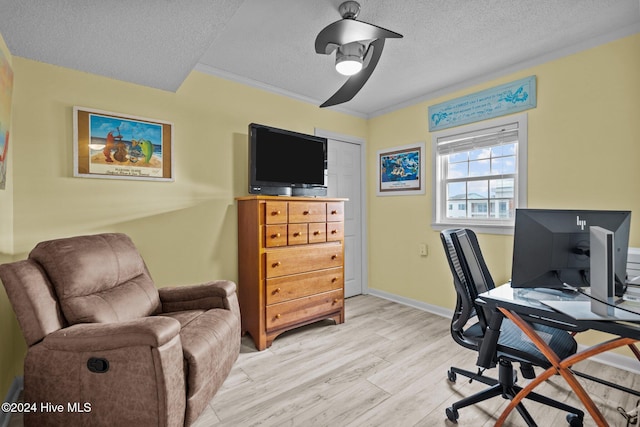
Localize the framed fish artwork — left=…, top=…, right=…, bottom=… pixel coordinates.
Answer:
left=73, top=106, right=173, bottom=181
left=376, top=142, right=425, bottom=196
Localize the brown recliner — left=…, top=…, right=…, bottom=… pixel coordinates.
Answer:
left=0, top=233, right=241, bottom=426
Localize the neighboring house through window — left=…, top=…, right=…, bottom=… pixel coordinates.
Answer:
left=431, top=113, right=528, bottom=234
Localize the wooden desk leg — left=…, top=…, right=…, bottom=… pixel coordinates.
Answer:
left=629, top=343, right=640, bottom=362
left=495, top=308, right=638, bottom=427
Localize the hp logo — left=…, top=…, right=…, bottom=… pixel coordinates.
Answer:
left=576, top=216, right=587, bottom=231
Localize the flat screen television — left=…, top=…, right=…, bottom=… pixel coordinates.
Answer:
left=248, top=123, right=328, bottom=197
left=511, top=208, right=631, bottom=296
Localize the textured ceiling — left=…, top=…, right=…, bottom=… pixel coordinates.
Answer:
left=0, top=0, right=244, bottom=91
left=1, top=0, right=639, bottom=117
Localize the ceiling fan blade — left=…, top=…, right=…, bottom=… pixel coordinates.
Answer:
left=315, top=19, right=401, bottom=54
left=320, top=38, right=385, bottom=108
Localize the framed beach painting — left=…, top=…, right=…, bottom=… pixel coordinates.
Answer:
left=376, top=142, right=425, bottom=196
left=73, top=107, right=173, bottom=181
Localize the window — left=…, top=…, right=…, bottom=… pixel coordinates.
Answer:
left=431, top=113, right=527, bottom=234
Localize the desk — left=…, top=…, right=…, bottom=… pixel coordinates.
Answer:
left=477, top=284, right=640, bottom=426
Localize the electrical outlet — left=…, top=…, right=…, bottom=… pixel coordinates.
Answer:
left=419, top=243, right=428, bottom=257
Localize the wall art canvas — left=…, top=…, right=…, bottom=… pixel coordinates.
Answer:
left=377, top=142, right=425, bottom=196
left=0, top=48, right=14, bottom=190
left=428, top=76, right=536, bottom=131
left=74, top=107, right=173, bottom=181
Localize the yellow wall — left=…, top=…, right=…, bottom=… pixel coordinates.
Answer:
left=0, top=56, right=366, bottom=396
left=367, top=33, right=640, bottom=352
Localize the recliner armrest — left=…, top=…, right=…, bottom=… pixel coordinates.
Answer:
left=42, top=316, right=181, bottom=352
left=158, top=280, right=238, bottom=313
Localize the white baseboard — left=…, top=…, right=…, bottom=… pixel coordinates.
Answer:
left=0, top=376, right=23, bottom=427
left=365, top=290, right=640, bottom=374
left=577, top=344, right=640, bottom=375
left=366, top=289, right=454, bottom=319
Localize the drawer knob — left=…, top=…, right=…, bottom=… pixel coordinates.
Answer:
left=303, top=210, right=310, bottom=215
left=314, top=231, right=320, bottom=235
left=333, top=299, right=339, bottom=304
left=272, top=261, right=281, bottom=268
left=293, top=232, right=301, bottom=237
left=272, top=210, right=281, bottom=216
left=273, top=287, right=281, bottom=294
left=271, top=233, right=281, bottom=238
left=275, top=314, right=281, bottom=319
left=331, top=210, right=338, bottom=215
left=331, top=230, right=338, bottom=234
left=331, top=254, right=338, bottom=260
left=331, top=277, right=338, bottom=283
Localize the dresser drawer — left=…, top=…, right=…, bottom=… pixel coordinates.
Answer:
left=266, top=289, right=343, bottom=331
left=266, top=244, right=343, bottom=278
left=266, top=267, right=343, bottom=304
left=265, top=201, right=288, bottom=224
left=264, top=225, right=287, bottom=247
left=327, top=222, right=344, bottom=242
left=308, top=223, right=326, bottom=244
left=327, top=202, right=344, bottom=222
left=288, top=223, right=308, bottom=245
left=289, top=202, right=326, bottom=223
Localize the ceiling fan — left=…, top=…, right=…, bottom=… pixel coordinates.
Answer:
left=315, top=1, right=403, bottom=108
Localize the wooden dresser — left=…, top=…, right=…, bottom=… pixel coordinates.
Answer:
left=236, top=195, right=346, bottom=350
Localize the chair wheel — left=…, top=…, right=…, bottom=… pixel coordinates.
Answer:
left=566, top=413, right=583, bottom=427
left=447, top=370, right=457, bottom=382
left=446, top=406, right=459, bottom=422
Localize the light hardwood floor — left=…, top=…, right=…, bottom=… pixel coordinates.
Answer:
left=8, top=294, right=640, bottom=426
left=194, top=295, right=639, bottom=427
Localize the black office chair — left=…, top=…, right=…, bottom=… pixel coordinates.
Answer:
left=440, top=228, right=584, bottom=426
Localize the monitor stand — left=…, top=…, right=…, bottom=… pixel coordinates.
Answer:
left=589, top=226, right=615, bottom=316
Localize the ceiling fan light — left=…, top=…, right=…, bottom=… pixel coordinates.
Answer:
left=335, top=42, right=365, bottom=76
left=336, top=56, right=363, bottom=76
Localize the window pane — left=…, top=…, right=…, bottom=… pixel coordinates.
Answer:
left=449, top=152, right=468, bottom=163
left=447, top=162, right=468, bottom=179
left=447, top=203, right=467, bottom=218
left=491, top=143, right=516, bottom=157
left=469, top=148, right=490, bottom=160
left=491, top=156, right=516, bottom=175
left=490, top=178, right=514, bottom=198
left=490, top=199, right=514, bottom=219
left=467, top=180, right=488, bottom=199
left=469, top=159, right=490, bottom=177
left=447, top=182, right=466, bottom=200
left=446, top=182, right=466, bottom=219
left=469, top=201, right=488, bottom=218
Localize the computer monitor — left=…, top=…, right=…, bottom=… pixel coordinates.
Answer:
left=511, top=208, right=631, bottom=295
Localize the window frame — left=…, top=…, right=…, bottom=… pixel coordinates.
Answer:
left=431, top=113, right=528, bottom=235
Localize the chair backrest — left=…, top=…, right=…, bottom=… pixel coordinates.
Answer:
left=441, top=229, right=496, bottom=341
left=0, top=259, right=67, bottom=346
left=452, top=229, right=496, bottom=327
left=440, top=229, right=475, bottom=334
left=452, top=229, right=495, bottom=296
left=28, top=233, right=162, bottom=325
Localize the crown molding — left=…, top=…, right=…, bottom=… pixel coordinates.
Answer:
left=193, top=63, right=368, bottom=119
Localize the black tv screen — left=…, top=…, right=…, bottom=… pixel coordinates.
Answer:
left=249, top=123, right=327, bottom=196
